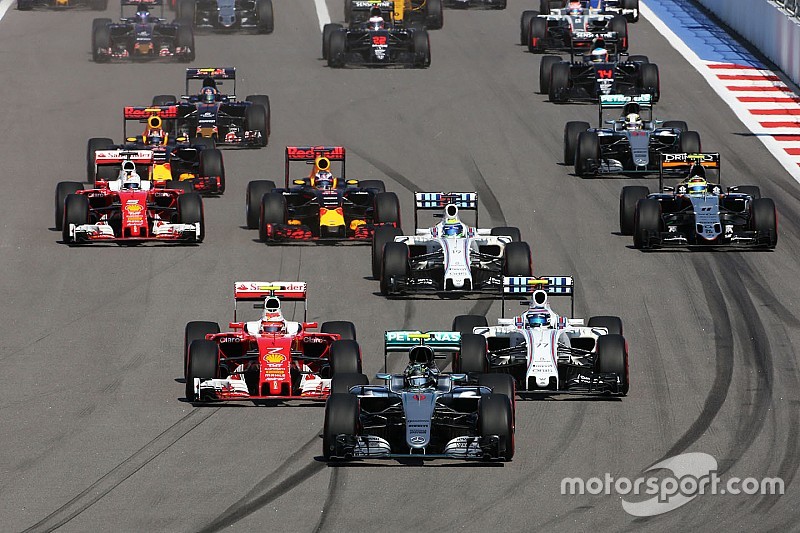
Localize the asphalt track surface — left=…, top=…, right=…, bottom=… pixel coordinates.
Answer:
left=2, top=1, right=800, bottom=531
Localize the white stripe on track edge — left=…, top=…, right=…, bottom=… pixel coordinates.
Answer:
left=0, top=0, right=16, bottom=23
left=640, top=1, right=800, bottom=182
left=314, top=0, right=331, bottom=32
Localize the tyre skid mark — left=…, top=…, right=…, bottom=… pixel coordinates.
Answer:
left=312, top=466, right=343, bottom=533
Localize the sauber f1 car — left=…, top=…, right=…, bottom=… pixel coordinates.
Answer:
left=152, top=68, right=270, bottom=148
left=540, top=48, right=659, bottom=103
left=620, top=153, right=778, bottom=249
left=453, top=276, right=629, bottom=396
left=323, top=330, right=515, bottom=461
left=176, top=0, right=273, bottom=33
left=564, top=94, right=701, bottom=176
left=248, top=145, right=401, bottom=243
left=55, top=155, right=204, bottom=245
left=91, top=0, right=195, bottom=62
left=372, top=192, right=532, bottom=296
left=184, top=282, right=363, bottom=402
left=521, top=1, right=628, bottom=53
left=343, top=0, right=443, bottom=30
left=324, top=2, right=430, bottom=68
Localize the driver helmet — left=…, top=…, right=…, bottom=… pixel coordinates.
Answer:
left=568, top=1, right=584, bottom=15
left=686, top=176, right=708, bottom=195
left=625, top=113, right=643, bottom=130
left=135, top=6, right=149, bottom=23
left=313, top=170, right=335, bottom=190
left=146, top=129, right=164, bottom=146
left=200, top=86, right=217, bottom=104
left=442, top=221, right=465, bottom=238
left=120, top=161, right=142, bottom=189
left=526, top=311, right=550, bottom=328
left=409, top=345, right=435, bottom=366
left=404, top=363, right=434, bottom=389
left=368, top=15, right=385, bottom=30
left=591, top=47, right=609, bottom=63
left=260, top=319, right=286, bottom=334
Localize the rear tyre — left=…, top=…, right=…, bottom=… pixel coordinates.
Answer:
left=329, top=339, right=363, bottom=375
left=575, top=131, right=600, bottom=177
left=564, top=121, right=590, bottom=165
left=595, top=334, right=629, bottom=395
left=323, top=393, right=359, bottom=460
left=663, top=120, right=688, bottom=133
left=478, top=373, right=516, bottom=403
left=245, top=95, right=271, bottom=135
left=588, top=316, right=623, bottom=336
left=259, top=192, right=287, bottom=242
left=62, top=194, right=89, bottom=244
left=372, top=225, right=402, bottom=279
left=548, top=62, right=570, bottom=102
left=456, top=333, right=488, bottom=374
left=490, top=226, right=521, bottom=242
left=735, top=185, right=761, bottom=200
left=199, top=149, right=225, bottom=194
left=321, top=321, right=357, bottom=341
left=520, top=10, right=537, bottom=46
left=373, top=192, right=401, bottom=226
left=87, top=137, right=114, bottom=183
left=527, top=17, right=547, bottom=53
left=628, top=54, right=649, bottom=64
left=178, top=193, right=204, bottom=242
left=322, top=23, right=342, bottom=60
left=380, top=242, right=409, bottom=295
left=503, top=242, right=532, bottom=277
left=639, top=63, right=660, bottom=101
left=246, top=180, right=276, bottom=229
left=185, top=339, right=218, bottom=401
left=539, top=0, right=551, bottom=15
left=679, top=131, right=701, bottom=154
left=359, top=180, right=385, bottom=193
left=255, top=0, right=274, bottom=34
left=328, top=30, right=347, bottom=68
left=17, top=0, right=33, bottom=10
left=55, top=182, right=84, bottom=231
left=622, top=0, right=639, bottom=22
left=245, top=104, right=268, bottom=147
left=479, top=394, right=514, bottom=461
left=452, top=315, right=488, bottom=336
left=609, top=15, right=628, bottom=51
left=152, top=94, right=178, bottom=106
left=751, top=198, right=778, bottom=248
left=425, top=0, right=443, bottom=29
left=330, top=373, right=369, bottom=395
left=619, top=186, right=649, bottom=235
left=539, top=55, right=560, bottom=94
left=184, top=321, right=220, bottom=378
left=633, top=198, right=661, bottom=249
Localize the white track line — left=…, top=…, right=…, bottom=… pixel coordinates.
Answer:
left=314, top=0, right=331, bottom=31
left=0, top=0, right=15, bottom=23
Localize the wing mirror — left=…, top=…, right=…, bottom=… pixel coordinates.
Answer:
left=375, top=373, right=392, bottom=380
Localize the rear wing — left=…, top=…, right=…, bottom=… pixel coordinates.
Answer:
left=383, top=330, right=461, bottom=372
left=233, top=281, right=307, bottom=322
left=184, top=67, right=236, bottom=96
left=123, top=106, right=178, bottom=139
left=95, top=149, right=154, bottom=166
left=659, top=152, right=722, bottom=191
left=284, top=146, right=346, bottom=187
left=599, top=94, right=652, bottom=125
left=502, top=276, right=575, bottom=317
left=413, top=192, right=479, bottom=228
left=349, top=0, right=397, bottom=24
left=121, top=0, right=162, bottom=5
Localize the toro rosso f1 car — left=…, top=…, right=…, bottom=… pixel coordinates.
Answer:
left=372, top=192, right=532, bottom=296
left=453, top=276, right=629, bottom=396
left=620, top=153, right=778, bottom=249
left=323, top=330, right=515, bottom=461
left=248, top=145, right=401, bottom=243
left=564, top=94, right=701, bottom=176
left=176, top=0, right=273, bottom=33
left=521, top=1, right=628, bottom=53
left=184, top=282, right=363, bottom=402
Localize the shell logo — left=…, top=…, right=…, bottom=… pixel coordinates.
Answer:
left=125, top=203, right=143, bottom=213
left=263, top=352, right=286, bottom=364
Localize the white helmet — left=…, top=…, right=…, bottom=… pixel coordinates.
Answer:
left=120, top=161, right=141, bottom=189
left=368, top=15, right=384, bottom=30
left=590, top=47, right=608, bottom=63
left=625, top=113, right=643, bottom=130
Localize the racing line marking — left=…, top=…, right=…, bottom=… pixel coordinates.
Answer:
left=641, top=0, right=800, bottom=178
left=313, top=0, right=331, bottom=32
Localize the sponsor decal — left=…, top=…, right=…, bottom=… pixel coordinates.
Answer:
left=263, top=351, right=286, bottom=364
left=385, top=331, right=460, bottom=343
left=410, top=436, right=425, bottom=444
left=412, top=394, right=426, bottom=401
left=286, top=146, right=345, bottom=161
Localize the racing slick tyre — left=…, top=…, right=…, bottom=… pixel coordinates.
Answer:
left=330, top=373, right=369, bottom=395
left=425, top=0, right=443, bottom=30
left=503, top=241, right=532, bottom=277
left=55, top=182, right=84, bottom=231
left=639, top=63, right=660, bottom=102
left=321, top=321, right=357, bottom=341
left=330, top=340, right=363, bottom=375
left=184, top=321, right=220, bottom=377
left=548, top=62, right=570, bottom=102
left=679, top=130, right=701, bottom=154
left=575, top=131, right=600, bottom=177
left=360, top=180, right=386, bottom=193
left=479, top=394, right=514, bottom=461
left=412, top=30, right=431, bottom=68
left=17, top=0, right=33, bottom=10
left=588, top=316, right=623, bottom=336
left=380, top=242, right=409, bottom=295
left=185, top=339, right=218, bottom=401
left=255, top=0, right=274, bottom=34
left=178, top=192, right=205, bottom=242
left=62, top=194, right=89, bottom=244
left=173, top=181, right=195, bottom=193
left=322, top=23, right=342, bottom=60
left=245, top=104, right=268, bottom=147
left=478, top=374, right=516, bottom=405
left=751, top=198, right=778, bottom=248
left=735, top=185, right=761, bottom=200
left=564, top=121, right=590, bottom=165
left=245, top=95, right=271, bottom=135
left=259, top=192, right=287, bottom=242
left=194, top=137, right=216, bottom=150
left=328, top=30, right=347, bottom=68
left=623, top=0, right=639, bottom=22
left=176, top=23, right=195, bottom=62
left=87, top=137, right=114, bottom=183
left=491, top=226, right=522, bottom=242
left=89, top=0, right=107, bottom=11
left=455, top=333, right=488, bottom=374
left=619, top=186, right=649, bottom=235
left=520, top=10, right=537, bottom=46
left=633, top=198, right=661, bottom=249
left=628, top=54, right=649, bottom=64
left=323, top=393, right=359, bottom=460
left=199, top=149, right=225, bottom=194
left=152, top=94, right=178, bottom=106
left=91, top=19, right=111, bottom=63
left=609, top=16, right=628, bottom=52
left=452, top=315, right=488, bottom=336
left=595, top=334, right=629, bottom=395
left=539, top=55, right=560, bottom=95
left=374, top=192, right=401, bottom=226
left=177, top=0, right=194, bottom=21
left=372, top=225, right=403, bottom=279
left=527, top=17, right=547, bottom=53
left=246, top=180, right=276, bottom=229
left=539, top=0, right=552, bottom=15
left=663, top=120, right=688, bottom=132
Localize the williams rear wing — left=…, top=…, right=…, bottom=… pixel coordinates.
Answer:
left=233, top=281, right=307, bottom=321
left=658, top=152, right=722, bottom=191
left=502, top=276, right=575, bottom=317
left=383, top=330, right=461, bottom=372
left=413, top=192, right=479, bottom=228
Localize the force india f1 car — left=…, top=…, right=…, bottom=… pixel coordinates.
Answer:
left=539, top=48, right=659, bottom=103
left=372, top=192, right=532, bottom=296
left=185, top=282, right=365, bottom=402
left=248, top=145, right=401, bottom=243
left=452, top=276, right=629, bottom=396
left=564, top=94, right=701, bottom=176
left=324, top=2, right=431, bottom=68
left=91, top=1, right=195, bottom=63
left=55, top=153, right=204, bottom=245
left=87, top=106, right=225, bottom=194
left=620, top=153, right=778, bottom=249
left=322, top=330, right=515, bottom=461
left=521, top=1, right=628, bottom=54
left=343, top=0, right=443, bottom=30
left=176, top=0, right=273, bottom=33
